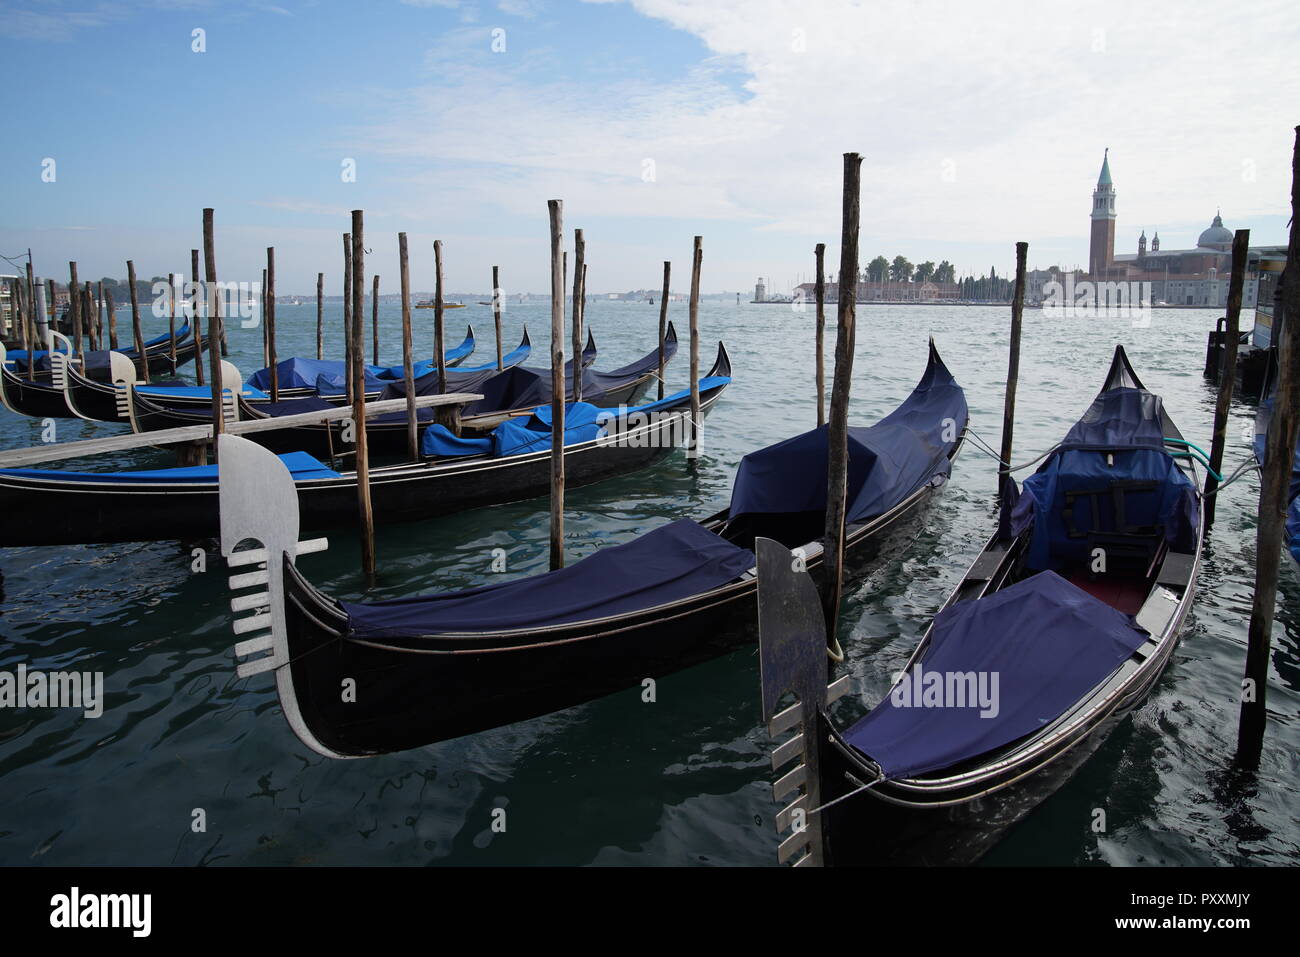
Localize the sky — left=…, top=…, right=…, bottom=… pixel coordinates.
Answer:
left=1, top=0, right=1297, bottom=296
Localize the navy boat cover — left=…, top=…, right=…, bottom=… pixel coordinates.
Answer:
left=0, top=450, right=339, bottom=484
left=843, top=571, right=1148, bottom=779
left=727, top=350, right=967, bottom=525
left=419, top=376, right=730, bottom=458
left=342, top=518, right=755, bottom=637
left=246, top=331, right=475, bottom=391
left=1253, top=396, right=1300, bottom=564
left=1011, top=385, right=1197, bottom=572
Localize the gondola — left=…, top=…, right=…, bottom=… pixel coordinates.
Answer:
left=0, top=345, right=731, bottom=547
left=131, top=325, right=675, bottom=458
left=0, top=334, right=80, bottom=419
left=241, top=325, right=484, bottom=402
left=754, top=345, right=1204, bottom=866
left=216, top=342, right=966, bottom=757
left=12, top=323, right=205, bottom=381
left=139, top=328, right=539, bottom=416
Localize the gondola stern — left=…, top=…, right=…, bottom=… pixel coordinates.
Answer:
left=216, top=434, right=346, bottom=761
left=1103, top=343, right=1146, bottom=393
left=756, top=536, right=854, bottom=867
left=710, top=339, right=732, bottom=379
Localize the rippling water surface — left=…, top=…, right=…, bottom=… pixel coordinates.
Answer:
left=1, top=299, right=1296, bottom=866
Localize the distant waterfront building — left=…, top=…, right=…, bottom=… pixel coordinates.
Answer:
left=1084, top=150, right=1284, bottom=307
left=1089, top=149, right=1117, bottom=277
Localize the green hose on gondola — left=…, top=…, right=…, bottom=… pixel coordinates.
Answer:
left=1163, top=437, right=1223, bottom=483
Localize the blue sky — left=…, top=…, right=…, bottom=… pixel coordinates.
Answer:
left=2, top=0, right=1297, bottom=294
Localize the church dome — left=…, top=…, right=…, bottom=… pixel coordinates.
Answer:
left=1197, top=213, right=1232, bottom=248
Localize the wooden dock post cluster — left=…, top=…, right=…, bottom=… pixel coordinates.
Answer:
left=1238, top=126, right=1300, bottom=765
left=1204, top=229, right=1251, bottom=523
left=821, top=152, right=862, bottom=655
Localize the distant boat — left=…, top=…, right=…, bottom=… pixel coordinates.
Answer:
left=415, top=299, right=466, bottom=309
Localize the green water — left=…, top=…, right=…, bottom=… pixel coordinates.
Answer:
left=1, top=299, right=1295, bottom=865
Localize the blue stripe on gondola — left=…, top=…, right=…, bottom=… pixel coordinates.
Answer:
left=0, top=450, right=339, bottom=484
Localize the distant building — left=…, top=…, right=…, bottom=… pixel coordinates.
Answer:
left=754, top=278, right=766, bottom=302
left=1084, top=149, right=1283, bottom=307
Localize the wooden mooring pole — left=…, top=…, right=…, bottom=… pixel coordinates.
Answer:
left=999, top=242, right=1029, bottom=497
left=399, top=233, right=418, bottom=461
left=815, top=242, right=826, bottom=427
left=571, top=230, right=585, bottom=402
left=1204, top=229, right=1251, bottom=524
left=343, top=233, right=353, bottom=403
left=316, top=272, right=324, bottom=360
left=106, top=286, right=118, bottom=352
left=548, top=199, right=566, bottom=571
left=657, top=261, right=670, bottom=400
left=687, top=237, right=702, bottom=461
left=203, top=208, right=222, bottom=446
left=127, top=260, right=146, bottom=381
left=822, top=152, right=861, bottom=651
left=267, top=248, right=279, bottom=403
left=166, top=273, right=177, bottom=366
left=68, top=261, right=82, bottom=359
left=1237, top=126, right=1300, bottom=766
left=434, top=241, right=447, bottom=396
left=492, top=265, right=504, bottom=370
left=190, top=249, right=204, bottom=386
left=372, top=274, right=380, bottom=366
left=351, top=211, right=376, bottom=582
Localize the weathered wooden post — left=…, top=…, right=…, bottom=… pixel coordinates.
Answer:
left=351, top=211, right=376, bottom=581
left=571, top=229, right=585, bottom=403
left=1238, top=126, right=1300, bottom=766
left=68, top=261, right=82, bottom=359
left=372, top=274, right=380, bottom=366
left=203, top=208, right=223, bottom=444
left=266, top=248, right=279, bottom=402
left=83, top=283, right=98, bottom=352
left=166, top=273, right=178, bottom=365
left=261, top=268, right=269, bottom=367
left=999, top=242, right=1029, bottom=499
left=822, top=153, right=862, bottom=651
left=316, top=272, right=324, bottom=360
left=686, top=238, right=703, bottom=460
left=399, top=233, right=419, bottom=461
left=657, top=261, right=670, bottom=399
left=105, top=285, right=119, bottom=352
left=434, top=240, right=447, bottom=396
left=190, top=249, right=204, bottom=385
left=343, top=233, right=353, bottom=402
left=548, top=200, right=566, bottom=571
left=815, top=242, right=827, bottom=427
left=492, top=265, right=504, bottom=369
left=1204, top=228, right=1251, bottom=523
left=127, top=261, right=147, bottom=381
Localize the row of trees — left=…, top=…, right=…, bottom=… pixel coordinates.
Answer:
left=863, top=256, right=958, bottom=285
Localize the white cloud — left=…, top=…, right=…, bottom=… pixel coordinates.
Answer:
left=346, top=0, right=1298, bottom=284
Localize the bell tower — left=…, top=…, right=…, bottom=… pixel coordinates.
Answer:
left=1089, top=149, right=1117, bottom=278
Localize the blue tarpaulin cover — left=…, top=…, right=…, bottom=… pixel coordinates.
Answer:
left=727, top=350, right=967, bottom=525
left=419, top=377, right=730, bottom=458
left=1060, top=386, right=1171, bottom=451
left=246, top=331, right=474, bottom=391
left=342, top=518, right=755, bottom=636
left=0, top=450, right=339, bottom=484
left=843, top=570, right=1149, bottom=779
left=1253, top=396, right=1300, bottom=564
left=1011, top=385, right=1197, bottom=572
